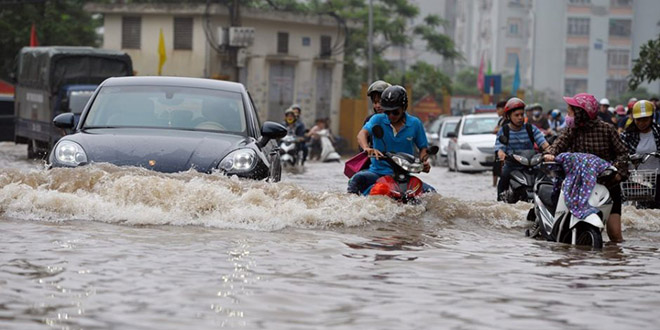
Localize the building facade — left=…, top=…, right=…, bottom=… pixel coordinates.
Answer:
left=452, top=0, right=660, bottom=104
left=85, top=3, right=352, bottom=131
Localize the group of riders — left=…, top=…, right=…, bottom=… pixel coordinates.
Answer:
left=282, top=104, right=341, bottom=164
left=333, top=79, right=660, bottom=244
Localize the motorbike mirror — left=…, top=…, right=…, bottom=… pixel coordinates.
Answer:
left=53, top=112, right=75, bottom=129
left=373, top=125, right=384, bottom=139
left=428, top=145, right=439, bottom=155
left=498, top=134, right=509, bottom=145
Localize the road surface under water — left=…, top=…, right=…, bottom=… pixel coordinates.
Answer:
left=1, top=142, right=659, bottom=329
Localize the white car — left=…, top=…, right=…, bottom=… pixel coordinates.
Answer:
left=447, top=113, right=499, bottom=172
left=437, top=116, right=460, bottom=162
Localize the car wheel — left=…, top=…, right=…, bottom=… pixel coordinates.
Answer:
left=269, top=152, right=282, bottom=182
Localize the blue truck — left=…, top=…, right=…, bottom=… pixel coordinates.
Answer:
left=13, top=46, right=132, bottom=158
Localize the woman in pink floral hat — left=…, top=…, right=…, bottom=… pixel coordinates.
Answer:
left=543, top=93, right=630, bottom=242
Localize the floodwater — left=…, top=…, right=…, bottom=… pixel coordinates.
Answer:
left=1, top=141, right=659, bottom=329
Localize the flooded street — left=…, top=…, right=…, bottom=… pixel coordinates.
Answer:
left=1, top=141, right=660, bottom=329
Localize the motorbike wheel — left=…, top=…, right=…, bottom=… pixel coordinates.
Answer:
left=575, top=225, right=603, bottom=249
left=560, top=223, right=603, bottom=249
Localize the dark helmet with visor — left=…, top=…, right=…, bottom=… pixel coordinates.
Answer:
left=380, top=85, right=408, bottom=111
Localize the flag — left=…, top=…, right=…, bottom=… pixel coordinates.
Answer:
left=30, top=23, right=38, bottom=47
left=512, top=55, right=521, bottom=95
left=487, top=60, right=492, bottom=75
left=158, top=29, right=167, bottom=75
left=477, top=53, right=485, bottom=92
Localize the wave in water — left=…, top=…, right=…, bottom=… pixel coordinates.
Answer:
left=0, top=164, right=657, bottom=231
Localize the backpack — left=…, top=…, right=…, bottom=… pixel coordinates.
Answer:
left=501, top=123, right=535, bottom=147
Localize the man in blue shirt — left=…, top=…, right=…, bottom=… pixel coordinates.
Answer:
left=347, top=85, right=433, bottom=194
left=495, top=97, right=549, bottom=201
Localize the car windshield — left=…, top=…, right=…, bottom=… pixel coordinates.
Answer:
left=462, top=117, right=498, bottom=135
left=83, top=85, right=247, bottom=134
left=442, top=121, right=458, bottom=137
left=426, top=118, right=442, bottom=134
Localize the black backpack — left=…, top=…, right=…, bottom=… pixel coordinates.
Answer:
left=501, top=123, right=535, bottom=147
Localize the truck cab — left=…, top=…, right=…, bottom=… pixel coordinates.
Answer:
left=13, top=46, right=132, bottom=158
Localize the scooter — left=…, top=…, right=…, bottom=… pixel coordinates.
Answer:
left=526, top=161, right=617, bottom=249
left=365, top=125, right=438, bottom=204
left=621, top=151, right=660, bottom=209
left=279, top=134, right=303, bottom=169
left=315, top=129, right=341, bottom=163
left=499, top=150, right=544, bottom=203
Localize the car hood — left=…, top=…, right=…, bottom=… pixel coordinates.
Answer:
left=459, top=134, right=498, bottom=147
left=63, top=128, right=250, bottom=173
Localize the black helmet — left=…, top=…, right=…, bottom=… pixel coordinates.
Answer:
left=380, top=85, right=408, bottom=111
left=367, top=80, right=391, bottom=98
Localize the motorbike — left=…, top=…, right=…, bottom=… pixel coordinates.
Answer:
left=499, top=150, right=544, bottom=203
left=279, top=133, right=303, bottom=170
left=526, top=161, right=618, bottom=249
left=364, top=125, right=439, bottom=204
left=621, top=151, right=660, bottom=209
left=315, top=128, right=341, bottom=163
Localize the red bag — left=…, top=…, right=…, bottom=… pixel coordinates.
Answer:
left=344, top=152, right=371, bottom=178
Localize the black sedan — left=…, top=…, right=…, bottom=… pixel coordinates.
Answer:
left=49, top=76, right=287, bottom=181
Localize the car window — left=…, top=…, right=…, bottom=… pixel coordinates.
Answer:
left=83, top=85, right=247, bottom=134
left=442, top=121, right=458, bottom=137
left=462, top=117, right=499, bottom=135
left=425, top=118, right=442, bottom=134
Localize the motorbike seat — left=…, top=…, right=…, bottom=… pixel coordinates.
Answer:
left=537, top=182, right=558, bottom=215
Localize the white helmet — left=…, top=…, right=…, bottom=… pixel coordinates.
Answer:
left=608, top=106, right=615, bottom=113
left=599, top=98, right=610, bottom=106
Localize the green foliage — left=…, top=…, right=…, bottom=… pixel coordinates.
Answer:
left=0, top=0, right=100, bottom=81
left=610, top=87, right=654, bottom=107
left=383, top=60, right=451, bottom=104
left=629, top=34, right=660, bottom=90
left=451, top=67, right=480, bottom=96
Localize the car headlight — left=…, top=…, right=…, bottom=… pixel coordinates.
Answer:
left=460, top=143, right=472, bottom=150
left=219, top=149, right=256, bottom=172
left=54, top=140, right=88, bottom=166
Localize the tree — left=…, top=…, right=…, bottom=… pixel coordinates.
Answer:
left=0, top=0, right=101, bottom=81
left=629, top=34, right=660, bottom=90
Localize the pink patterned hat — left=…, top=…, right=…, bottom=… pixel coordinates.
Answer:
left=563, top=93, right=599, bottom=120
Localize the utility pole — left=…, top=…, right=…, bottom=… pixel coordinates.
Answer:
left=228, top=0, right=241, bottom=81
left=367, top=0, right=373, bottom=84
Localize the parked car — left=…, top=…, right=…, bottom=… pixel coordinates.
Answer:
left=48, top=76, right=287, bottom=181
left=447, top=113, right=499, bottom=172
left=437, top=116, right=460, bottom=164
left=424, top=116, right=445, bottom=166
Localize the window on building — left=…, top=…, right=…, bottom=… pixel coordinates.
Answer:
left=609, top=19, right=631, bottom=37
left=569, top=0, right=591, bottom=4
left=567, top=17, right=590, bottom=36
left=607, top=49, right=630, bottom=69
left=507, top=18, right=521, bottom=37
left=565, top=47, right=589, bottom=68
left=565, top=79, right=588, bottom=95
left=610, top=0, right=632, bottom=7
left=277, top=32, right=289, bottom=54
left=320, top=35, right=332, bottom=58
left=121, top=16, right=141, bottom=49
left=505, top=49, right=519, bottom=67
left=173, top=17, right=193, bottom=50
left=606, top=79, right=628, bottom=98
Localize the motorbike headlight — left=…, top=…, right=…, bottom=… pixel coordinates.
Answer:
left=512, top=154, right=529, bottom=166
left=219, top=149, right=256, bottom=172
left=54, top=140, right=88, bottom=166
left=392, top=155, right=424, bottom=173
left=460, top=143, right=472, bottom=150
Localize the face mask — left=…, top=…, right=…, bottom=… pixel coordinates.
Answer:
left=533, top=110, right=541, bottom=117
left=286, top=117, right=295, bottom=124
left=565, top=115, right=575, bottom=128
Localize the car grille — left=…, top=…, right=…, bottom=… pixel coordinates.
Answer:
left=478, top=147, right=495, bottom=154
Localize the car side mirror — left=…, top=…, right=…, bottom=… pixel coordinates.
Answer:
left=257, top=121, right=287, bottom=148
left=373, top=125, right=384, bottom=139
left=447, top=132, right=457, bottom=138
left=428, top=145, right=439, bottom=155
left=498, top=134, right=508, bottom=145
left=53, top=112, right=75, bottom=129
